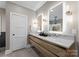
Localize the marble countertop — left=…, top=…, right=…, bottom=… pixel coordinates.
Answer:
left=29, top=33, right=74, bottom=49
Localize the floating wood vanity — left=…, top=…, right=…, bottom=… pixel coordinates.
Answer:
left=28, top=33, right=77, bottom=57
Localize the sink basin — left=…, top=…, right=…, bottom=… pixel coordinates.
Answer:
left=39, top=32, right=48, bottom=37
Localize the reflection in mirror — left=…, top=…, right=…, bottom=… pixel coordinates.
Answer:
left=37, top=14, right=42, bottom=32
left=49, top=3, right=63, bottom=32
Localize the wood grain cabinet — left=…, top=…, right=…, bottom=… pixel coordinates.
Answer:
left=28, top=35, right=76, bottom=57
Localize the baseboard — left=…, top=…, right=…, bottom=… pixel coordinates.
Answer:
left=5, top=45, right=32, bottom=54
left=5, top=49, right=12, bottom=55
left=26, top=44, right=32, bottom=48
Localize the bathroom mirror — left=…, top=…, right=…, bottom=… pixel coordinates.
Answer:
left=37, top=14, right=43, bottom=32
left=49, top=3, right=63, bottom=32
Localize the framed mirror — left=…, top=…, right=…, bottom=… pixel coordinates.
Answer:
left=49, top=3, right=63, bottom=32
left=37, top=14, right=43, bottom=32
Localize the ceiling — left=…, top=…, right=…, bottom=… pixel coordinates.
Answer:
left=0, top=1, right=46, bottom=11
left=0, top=1, right=6, bottom=8
left=11, top=1, right=46, bottom=11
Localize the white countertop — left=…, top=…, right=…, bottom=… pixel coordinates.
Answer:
left=29, top=33, right=74, bottom=48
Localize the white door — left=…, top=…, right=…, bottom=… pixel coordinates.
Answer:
left=10, top=12, right=28, bottom=51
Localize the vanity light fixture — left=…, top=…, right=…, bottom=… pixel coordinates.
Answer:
left=66, top=10, right=72, bottom=15
left=66, top=5, right=72, bottom=15
left=32, top=19, right=38, bottom=28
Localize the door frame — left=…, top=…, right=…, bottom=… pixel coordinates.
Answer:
left=10, top=12, right=28, bottom=52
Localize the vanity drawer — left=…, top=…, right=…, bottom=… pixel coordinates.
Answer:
left=30, top=39, right=57, bottom=57
left=29, top=35, right=66, bottom=57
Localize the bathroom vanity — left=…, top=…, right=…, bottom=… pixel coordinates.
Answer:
left=28, top=33, right=76, bottom=57
left=29, top=2, right=77, bottom=57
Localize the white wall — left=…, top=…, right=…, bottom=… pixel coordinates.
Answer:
left=2, top=15, right=6, bottom=32
left=77, top=2, right=79, bottom=43
left=65, top=2, right=78, bottom=36
left=63, top=2, right=73, bottom=34
left=0, top=8, right=6, bottom=32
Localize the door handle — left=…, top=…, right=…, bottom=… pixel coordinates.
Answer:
left=13, top=34, right=15, bottom=36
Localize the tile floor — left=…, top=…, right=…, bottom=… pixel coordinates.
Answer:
left=0, top=48, right=39, bottom=57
